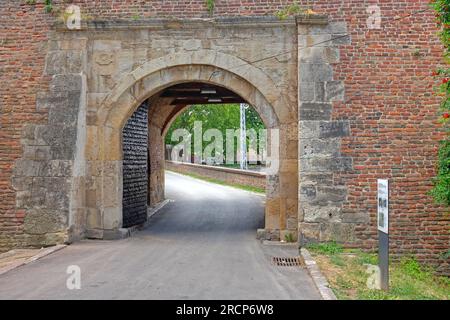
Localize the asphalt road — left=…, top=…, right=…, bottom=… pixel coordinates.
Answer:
left=0, top=171, right=321, bottom=300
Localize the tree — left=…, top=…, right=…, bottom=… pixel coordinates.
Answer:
left=165, top=104, right=266, bottom=164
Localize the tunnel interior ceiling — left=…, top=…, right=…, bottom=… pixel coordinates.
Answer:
left=159, top=82, right=247, bottom=106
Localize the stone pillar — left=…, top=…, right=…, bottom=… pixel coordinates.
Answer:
left=297, top=15, right=354, bottom=244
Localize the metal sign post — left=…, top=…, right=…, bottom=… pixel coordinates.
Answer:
left=377, top=179, right=389, bottom=291
left=240, top=103, right=248, bottom=170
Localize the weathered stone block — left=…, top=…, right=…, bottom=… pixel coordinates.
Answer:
left=316, top=186, right=347, bottom=202
left=183, top=39, right=202, bottom=51
left=318, top=121, right=350, bottom=138
left=39, top=160, right=73, bottom=177
left=33, top=177, right=70, bottom=210
left=303, top=204, right=342, bottom=223
left=331, top=34, right=351, bottom=45
left=87, top=208, right=102, bottom=229
left=299, top=34, right=332, bottom=48
left=319, top=222, right=355, bottom=242
left=23, top=146, right=51, bottom=161
left=48, top=92, right=80, bottom=126
left=300, top=156, right=353, bottom=172
left=266, top=174, right=280, bottom=197
left=49, top=74, right=82, bottom=93
left=300, top=184, right=316, bottom=201
left=299, top=82, right=314, bottom=101
left=299, top=173, right=333, bottom=185
left=299, top=121, right=350, bottom=139
left=325, top=81, right=345, bottom=101
left=86, top=229, right=103, bottom=239
left=16, top=191, right=32, bottom=208
left=45, top=51, right=82, bottom=75
left=103, top=207, right=122, bottom=230
left=13, top=160, right=44, bottom=177
left=299, top=47, right=340, bottom=64
left=24, top=209, right=68, bottom=235
left=299, top=222, right=320, bottom=245
left=314, top=82, right=325, bottom=101
left=299, top=103, right=332, bottom=120
left=11, top=177, right=33, bottom=191
left=300, top=138, right=340, bottom=158
left=299, top=63, right=333, bottom=82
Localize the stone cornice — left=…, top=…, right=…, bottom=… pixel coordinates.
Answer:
left=55, top=14, right=328, bottom=32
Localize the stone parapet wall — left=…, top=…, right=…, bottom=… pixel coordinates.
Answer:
left=165, top=161, right=266, bottom=190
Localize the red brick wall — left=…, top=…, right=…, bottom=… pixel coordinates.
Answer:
left=0, top=2, right=53, bottom=251
left=316, top=0, right=449, bottom=272
left=0, top=1, right=448, bottom=271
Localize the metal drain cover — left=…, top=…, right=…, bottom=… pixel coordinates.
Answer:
left=272, top=256, right=304, bottom=267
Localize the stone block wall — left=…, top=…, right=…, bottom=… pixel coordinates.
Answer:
left=297, top=19, right=353, bottom=244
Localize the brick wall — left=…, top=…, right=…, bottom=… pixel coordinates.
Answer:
left=166, top=161, right=266, bottom=190
left=0, top=0, right=448, bottom=272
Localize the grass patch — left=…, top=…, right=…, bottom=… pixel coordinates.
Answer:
left=307, top=244, right=449, bottom=300
left=166, top=170, right=266, bottom=194
left=306, top=241, right=343, bottom=255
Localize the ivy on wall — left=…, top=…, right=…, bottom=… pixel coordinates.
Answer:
left=430, top=0, right=450, bottom=205
left=206, top=0, right=215, bottom=15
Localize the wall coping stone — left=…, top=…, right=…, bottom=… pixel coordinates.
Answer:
left=166, top=160, right=267, bottom=177
left=54, top=14, right=328, bottom=32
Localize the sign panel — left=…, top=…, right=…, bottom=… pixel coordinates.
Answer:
left=377, top=179, right=389, bottom=234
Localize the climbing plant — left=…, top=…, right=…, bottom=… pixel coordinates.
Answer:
left=44, top=0, right=53, bottom=13
left=206, top=0, right=215, bottom=15
left=430, top=0, right=450, bottom=205
left=275, top=1, right=316, bottom=20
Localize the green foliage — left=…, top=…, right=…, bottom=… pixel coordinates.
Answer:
left=25, top=0, right=36, bottom=4
left=274, top=1, right=317, bottom=20
left=399, top=257, right=431, bottom=280
left=165, top=104, right=266, bottom=164
left=284, top=233, right=295, bottom=243
left=430, top=136, right=450, bottom=204
left=357, top=251, right=378, bottom=265
left=330, top=255, right=346, bottom=267
left=44, top=0, right=53, bottom=13
left=205, top=0, right=215, bottom=15
left=275, top=2, right=304, bottom=20
left=306, top=241, right=343, bottom=255
left=430, top=0, right=450, bottom=206
left=440, top=249, right=450, bottom=259
left=311, top=250, right=450, bottom=300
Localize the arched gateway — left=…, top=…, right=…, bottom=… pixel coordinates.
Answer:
left=13, top=15, right=352, bottom=247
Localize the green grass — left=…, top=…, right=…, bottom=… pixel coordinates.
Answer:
left=166, top=169, right=266, bottom=194
left=307, top=243, right=449, bottom=300
left=306, top=241, right=344, bottom=255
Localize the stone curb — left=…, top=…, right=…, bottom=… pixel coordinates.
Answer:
left=0, top=245, right=67, bottom=276
left=300, top=248, right=337, bottom=300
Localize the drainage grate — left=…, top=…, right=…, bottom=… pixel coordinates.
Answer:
left=272, top=256, right=304, bottom=267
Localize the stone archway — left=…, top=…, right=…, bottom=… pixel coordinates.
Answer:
left=10, top=15, right=356, bottom=251
left=85, top=51, right=298, bottom=240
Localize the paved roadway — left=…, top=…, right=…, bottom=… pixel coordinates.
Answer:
left=0, top=171, right=320, bottom=300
